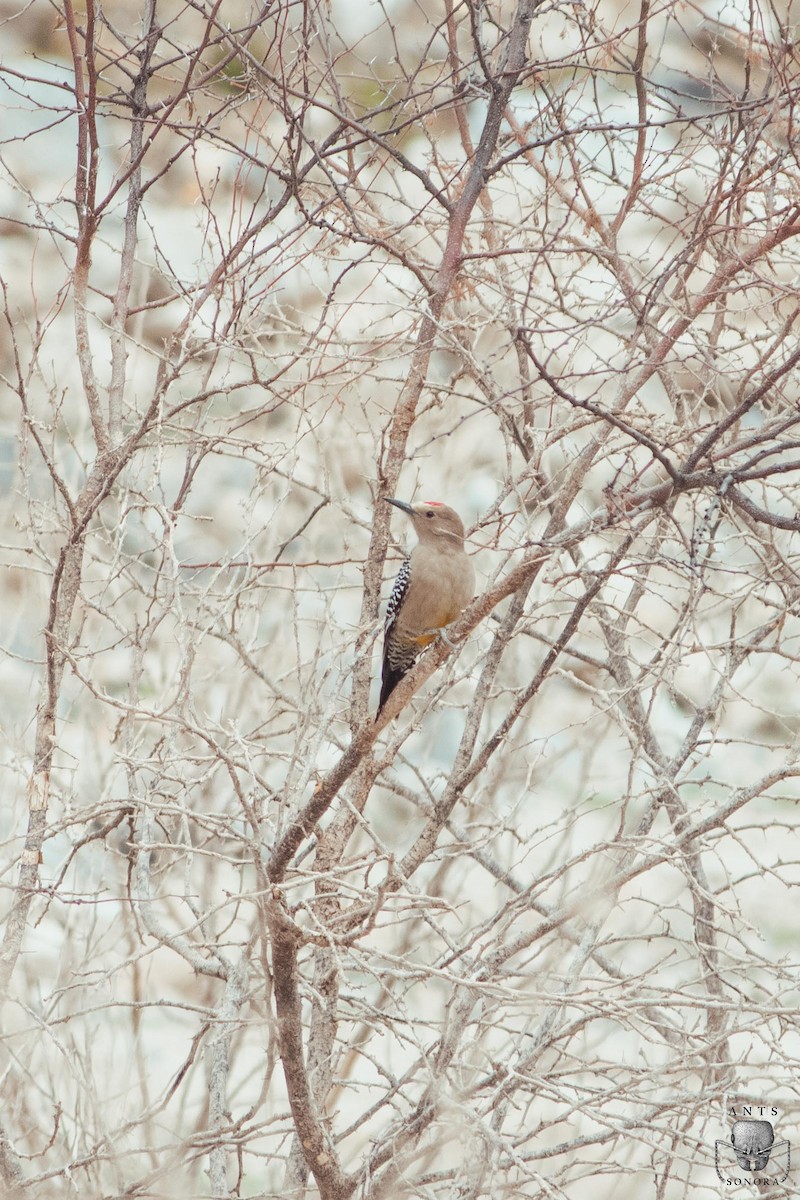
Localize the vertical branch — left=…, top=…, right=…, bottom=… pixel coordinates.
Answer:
left=349, top=0, right=540, bottom=723
left=108, top=0, right=161, bottom=443
left=382, top=0, right=539, bottom=482
left=610, top=0, right=650, bottom=234
left=0, top=537, right=84, bottom=994
left=444, top=0, right=476, bottom=159
left=207, top=955, right=248, bottom=1199
left=282, top=759, right=383, bottom=1190
left=63, top=0, right=108, bottom=455
left=0, top=380, right=164, bottom=994
left=268, top=896, right=353, bottom=1200
left=283, top=941, right=339, bottom=1192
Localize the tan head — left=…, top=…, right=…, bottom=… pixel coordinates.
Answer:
left=384, top=498, right=466, bottom=547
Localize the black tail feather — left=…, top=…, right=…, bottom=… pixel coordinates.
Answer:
left=376, top=663, right=407, bottom=718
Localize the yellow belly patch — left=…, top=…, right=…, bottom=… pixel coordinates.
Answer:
left=412, top=610, right=458, bottom=647
left=413, top=632, right=437, bottom=647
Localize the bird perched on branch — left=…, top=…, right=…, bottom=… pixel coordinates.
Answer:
left=377, top=498, right=475, bottom=716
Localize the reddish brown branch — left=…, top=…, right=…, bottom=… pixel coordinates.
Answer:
left=611, top=0, right=650, bottom=234
left=350, top=0, right=541, bottom=726
left=268, top=898, right=354, bottom=1200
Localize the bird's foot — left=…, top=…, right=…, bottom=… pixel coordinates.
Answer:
left=433, top=626, right=459, bottom=649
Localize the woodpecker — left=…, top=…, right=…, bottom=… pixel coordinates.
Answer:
left=377, top=497, right=475, bottom=716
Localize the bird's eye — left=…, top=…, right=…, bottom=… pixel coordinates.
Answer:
left=426, top=510, right=435, bottom=518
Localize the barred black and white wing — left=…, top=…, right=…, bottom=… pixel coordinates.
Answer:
left=378, top=558, right=414, bottom=714
left=384, top=558, right=411, bottom=636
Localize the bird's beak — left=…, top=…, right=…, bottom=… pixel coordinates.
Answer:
left=384, top=497, right=414, bottom=516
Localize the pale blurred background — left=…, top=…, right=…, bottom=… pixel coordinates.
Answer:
left=1, top=0, right=799, bottom=1196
